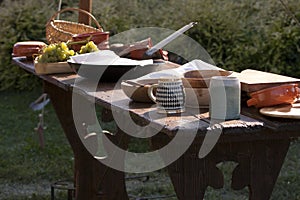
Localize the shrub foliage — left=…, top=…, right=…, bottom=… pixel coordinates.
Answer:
left=1, top=0, right=300, bottom=90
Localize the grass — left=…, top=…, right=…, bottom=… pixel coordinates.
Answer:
left=0, top=87, right=73, bottom=199
left=0, top=87, right=300, bottom=199
left=0, top=87, right=73, bottom=182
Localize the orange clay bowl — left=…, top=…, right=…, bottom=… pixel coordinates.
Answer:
left=247, top=83, right=300, bottom=108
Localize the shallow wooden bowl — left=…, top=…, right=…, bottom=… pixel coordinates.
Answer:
left=183, top=70, right=232, bottom=88
left=121, top=80, right=210, bottom=107
left=121, top=81, right=153, bottom=103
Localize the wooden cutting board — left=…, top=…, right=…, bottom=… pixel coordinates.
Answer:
left=34, top=61, right=74, bottom=75
left=230, top=69, right=300, bottom=93
left=260, top=103, right=300, bottom=119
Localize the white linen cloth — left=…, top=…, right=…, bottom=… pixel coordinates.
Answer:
left=135, top=59, right=225, bottom=81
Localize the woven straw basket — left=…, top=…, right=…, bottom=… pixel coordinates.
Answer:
left=46, top=7, right=103, bottom=44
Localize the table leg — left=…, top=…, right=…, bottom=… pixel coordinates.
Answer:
left=151, top=134, right=224, bottom=200
left=152, top=133, right=290, bottom=200
left=44, top=82, right=129, bottom=200
left=246, top=139, right=290, bottom=200
left=166, top=152, right=224, bottom=199
left=221, top=139, right=290, bottom=200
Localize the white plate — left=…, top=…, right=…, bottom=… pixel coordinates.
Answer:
left=259, top=103, right=300, bottom=119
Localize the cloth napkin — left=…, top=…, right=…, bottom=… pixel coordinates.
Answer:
left=134, top=59, right=225, bottom=82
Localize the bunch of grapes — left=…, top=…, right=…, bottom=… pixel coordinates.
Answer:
left=37, top=42, right=75, bottom=63
left=79, top=41, right=99, bottom=54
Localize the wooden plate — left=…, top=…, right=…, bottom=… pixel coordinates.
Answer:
left=259, top=103, right=300, bottom=119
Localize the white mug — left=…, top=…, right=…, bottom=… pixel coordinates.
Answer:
left=209, top=76, right=240, bottom=120
left=148, top=77, right=185, bottom=114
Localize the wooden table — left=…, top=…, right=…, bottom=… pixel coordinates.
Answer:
left=13, top=57, right=300, bottom=200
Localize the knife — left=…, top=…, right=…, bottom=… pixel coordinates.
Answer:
left=145, top=22, right=198, bottom=56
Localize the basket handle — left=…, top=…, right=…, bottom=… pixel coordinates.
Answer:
left=47, top=7, right=103, bottom=31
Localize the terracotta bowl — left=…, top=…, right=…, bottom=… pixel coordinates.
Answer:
left=247, top=83, right=300, bottom=108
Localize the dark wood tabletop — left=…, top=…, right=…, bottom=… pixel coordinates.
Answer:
left=13, top=57, right=300, bottom=137
left=13, top=56, right=300, bottom=200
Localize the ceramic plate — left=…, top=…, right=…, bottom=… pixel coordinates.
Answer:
left=259, top=103, right=300, bottom=119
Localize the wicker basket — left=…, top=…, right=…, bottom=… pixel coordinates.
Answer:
left=46, top=7, right=103, bottom=44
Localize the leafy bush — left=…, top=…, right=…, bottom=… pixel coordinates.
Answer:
left=0, top=0, right=50, bottom=90
left=0, top=0, right=77, bottom=91
left=93, top=0, right=300, bottom=77
left=1, top=0, right=300, bottom=91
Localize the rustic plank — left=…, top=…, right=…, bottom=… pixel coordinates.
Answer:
left=12, top=57, right=77, bottom=91
left=242, top=105, right=300, bottom=136
left=12, top=57, right=35, bottom=74
left=78, top=0, right=93, bottom=25
left=233, top=69, right=300, bottom=93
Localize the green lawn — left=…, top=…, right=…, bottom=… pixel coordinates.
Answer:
left=0, top=87, right=73, bottom=199
left=0, top=87, right=299, bottom=199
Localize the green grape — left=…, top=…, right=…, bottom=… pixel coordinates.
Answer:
left=69, top=50, right=75, bottom=56
left=79, top=46, right=86, bottom=54
left=60, top=42, right=68, bottom=51
left=79, top=41, right=99, bottom=54
left=37, top=42, right=76, bottom=63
